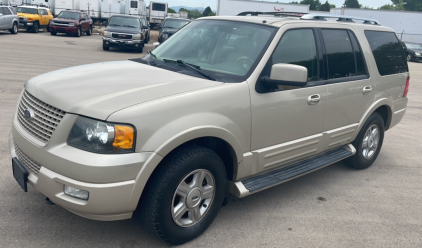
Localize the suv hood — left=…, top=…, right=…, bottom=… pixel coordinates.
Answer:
left=105, top=26, right=141, bottom=34
left=53, top=18, right=79, bottom=23
left=25, top=60, right=222, bottom=120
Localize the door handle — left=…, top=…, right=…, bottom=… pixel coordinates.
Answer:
left=307, top=94, right=321, bottom=105
left=363, top=85, right=373, bottom=95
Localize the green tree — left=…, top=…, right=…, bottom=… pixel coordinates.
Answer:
left=330, top=4, right=336, bottom=8
left=189, top=9, right=203, bottom=19
left=168, top=7, right=176, bottom=13
left=391, top=0, right=422, bottom=11
left=300, top=0, right=321, bottom=10
left=318, top=1, right=331, bottom=11
left=202, top=6, right=213, bottom=16
left=344, top=0, right=360, bottom=8
left=361, top=5, right=373, bottom=9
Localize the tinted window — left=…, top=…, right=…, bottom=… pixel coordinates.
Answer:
left=10, top=7, right=17, bottom=14
left=57, top=11, right=79, bottom=20
left=152, top=3, right=166, bottom=11
left=321, top=29, right=361, bottom=79
left=3, top=7, right=12, bottom=15
left=0, top=8, right=4, bottom=15
left=365, top=31, right=408, bottom=76
left=17, top=7, right=38, bottom=14
left=349, top=32, right=366, bottom=76
left=109, top=16, right=140, bottom=28
left=265, top=29, right=318, bottom=82
left=163, top=19, right=190, bottom=29
left=130, top=1, right=138, bottom=8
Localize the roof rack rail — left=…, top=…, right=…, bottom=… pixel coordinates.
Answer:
left=300, top=13, right=381, bottom=25
left=237, top=11, right=307, bottom=17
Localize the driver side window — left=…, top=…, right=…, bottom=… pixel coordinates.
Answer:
left=262, top=29, right=318, bottom=85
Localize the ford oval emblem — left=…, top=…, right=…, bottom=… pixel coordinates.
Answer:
left=24, top=109, right=35, bottom=121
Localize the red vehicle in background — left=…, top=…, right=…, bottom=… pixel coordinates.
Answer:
left=49, top=10, right=92, bottom=37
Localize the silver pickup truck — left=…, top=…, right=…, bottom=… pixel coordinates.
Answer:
left=0, top=6, right=18, bottom=34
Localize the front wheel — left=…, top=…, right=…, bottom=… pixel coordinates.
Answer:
left=32, top=22, right=39, bottom=33
left=50, top=31, right=57, bottom=36
left=102, top=45, right=109, bottom=51
left=140, top=145, right=227, bottom=245
left=407, top=54, right=412, bottom=62
left=345, top=112, right=385, bottom=170
left=75, top=27, right=81, bottom=37
left=10, top=22, right=18, bottom=34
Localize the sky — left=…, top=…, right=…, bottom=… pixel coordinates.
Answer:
left=145, top=0, right=393, bottom=10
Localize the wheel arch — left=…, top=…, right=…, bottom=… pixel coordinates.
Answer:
left=358, top=98, right=393, bottom=134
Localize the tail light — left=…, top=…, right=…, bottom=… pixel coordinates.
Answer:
left=403, top=76, right=410, bottom=98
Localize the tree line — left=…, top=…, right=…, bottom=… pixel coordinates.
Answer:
left=289, top=0, right=422, bottom=11
left=168, top=6, right=216, bottom=19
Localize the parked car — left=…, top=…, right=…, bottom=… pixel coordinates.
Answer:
left=402, top=41, right=422, bottom=62
left=158, top=17, right=190, bottom=42
left=0, top=5, right=18, bottom=34
left=103, top=14, right=149, bottom=52
left=49, top=10, right=92, bottom=37
left=16, top=5, right=53, bottom=33
left=10, top=13, right=409, bottom=245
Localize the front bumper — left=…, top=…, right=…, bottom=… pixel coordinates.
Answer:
left=102, top=37, right=142, bottom=48
left=9, top=112, right=162, bottom=221
left=411, top=54, right=422, bottom=61
left=49, top=25, right=78, bottom=33
left=19, top=20, right=33, bottom=28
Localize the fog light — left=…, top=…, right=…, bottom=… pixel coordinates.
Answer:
left=106, top=42, right=109, bottom=45
left=64, top=185, right=89, bottom=200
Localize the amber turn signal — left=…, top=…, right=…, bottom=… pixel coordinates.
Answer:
left=113, top=125, right=134, bottom=149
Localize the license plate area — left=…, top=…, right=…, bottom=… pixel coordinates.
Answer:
left=12, top=158, right=29, bottom=192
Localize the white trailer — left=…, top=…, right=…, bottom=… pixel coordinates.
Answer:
left=79, top=0, right=100, bottom=20
left=217, top=0, right=309, bottom=16
left=100, top=0, right=124, bottom=20
left=125, top=0, right=146, bottom=16
left=330, top=8, right=422, bottom=43
left=50, top=0, right=77, bottom=16
left=148, top=1, right=167, bottom=28
left=4, top=0, right=23, bottom=6
left=179, top=10, right=187, bottom=19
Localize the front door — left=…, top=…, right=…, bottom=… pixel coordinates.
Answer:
left=250, top=27, right=327, bottom=174
left=0, top=8, right=7, bottom=29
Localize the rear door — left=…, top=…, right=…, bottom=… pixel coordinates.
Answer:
left=319, top=28, right=374, bottom=150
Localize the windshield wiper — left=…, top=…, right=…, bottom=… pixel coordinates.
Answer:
left=148, top=51, right=157, bottom=58
left=109, top=24, right=121, bottom=26
left=123, top=25, right=138, bottom=28
left=163, top=59, right=216, bottom=81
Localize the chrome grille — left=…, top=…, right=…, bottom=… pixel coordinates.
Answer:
left=112, top=33, right=132, bottom=39
left=17, top=91, right=66, bottom=144
left=15, top=145, right=42, bottom=177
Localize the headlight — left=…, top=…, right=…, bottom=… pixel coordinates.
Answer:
left=67, top=116, right=135, bottom=154
left=133, top=33, right=142, bottom=40
left=22, top=17, right=28, bottom=21
left=69, top=23, right=75, bottom=26
left=50, top=21, right=56, bottom=25
left=162, top=33, right=169, bottom=40
left=415, top=52, right=421, bottom=56
left=104, top=31, right=112, bottom=38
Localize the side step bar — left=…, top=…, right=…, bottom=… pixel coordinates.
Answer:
left=229, top=144, right=356, bottom=198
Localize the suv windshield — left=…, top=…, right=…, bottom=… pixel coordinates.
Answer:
left=16, top=7, right=38, bottom=14
left=405, top=43, right=422, bottom=50
left=109, top=16, right=140, bottom=28
left=163, top=19, right=190, bottom=29
left=57, top=11, right=80, bottom=20
left=150, top=20, right=275, bottom=82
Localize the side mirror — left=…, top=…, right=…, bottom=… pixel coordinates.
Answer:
left=152, top=42, right=160, bottom=50
left=261, top=64, right=308, bottom=89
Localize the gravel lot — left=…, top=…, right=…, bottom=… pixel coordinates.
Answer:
left=0, top=31, right=421, bottom=248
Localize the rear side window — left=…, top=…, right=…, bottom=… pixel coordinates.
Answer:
left=3, top=7, right=12, bottom=15
left=321, top=29, right=366, bottom=79
left=0, top=8, right=4, bottom=15
left=9, top=7, right=16, bottom=14
left=365, top=31, right=408, bottom=76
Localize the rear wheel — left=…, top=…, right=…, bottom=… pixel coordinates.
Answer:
left=32, top=22, right=39, bottom=33
left=140, top=145, right=227, bottom=245
left=86, top=25, right=92, bottom=36
left=345, top=112, right=385, bottom=170
left=10, top=22, right=18, bottom=34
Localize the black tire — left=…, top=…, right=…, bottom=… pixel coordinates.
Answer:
left=75, top=27, right=81, bottom=37
left=10, top=22, right=18, bottom=34
left=86, top=25, right=92, bottom=36
left=345, top=112, right=385, bottom=170
left=47, top=25, right=50, bottom=32
left=137, top=45, right=143, bottom=53
left=32, top=22, right=39, bottom=33
left=103, top=45, right=109, bottom=51
left=140, top=145, right=227, bottom=245
left=50, top=31, right=57, bottom=36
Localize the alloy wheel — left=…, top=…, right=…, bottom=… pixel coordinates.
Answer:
left=362, top=124, right=380, bottom=160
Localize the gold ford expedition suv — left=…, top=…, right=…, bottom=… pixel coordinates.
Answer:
left=9, top=12, right=410, bottom=245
